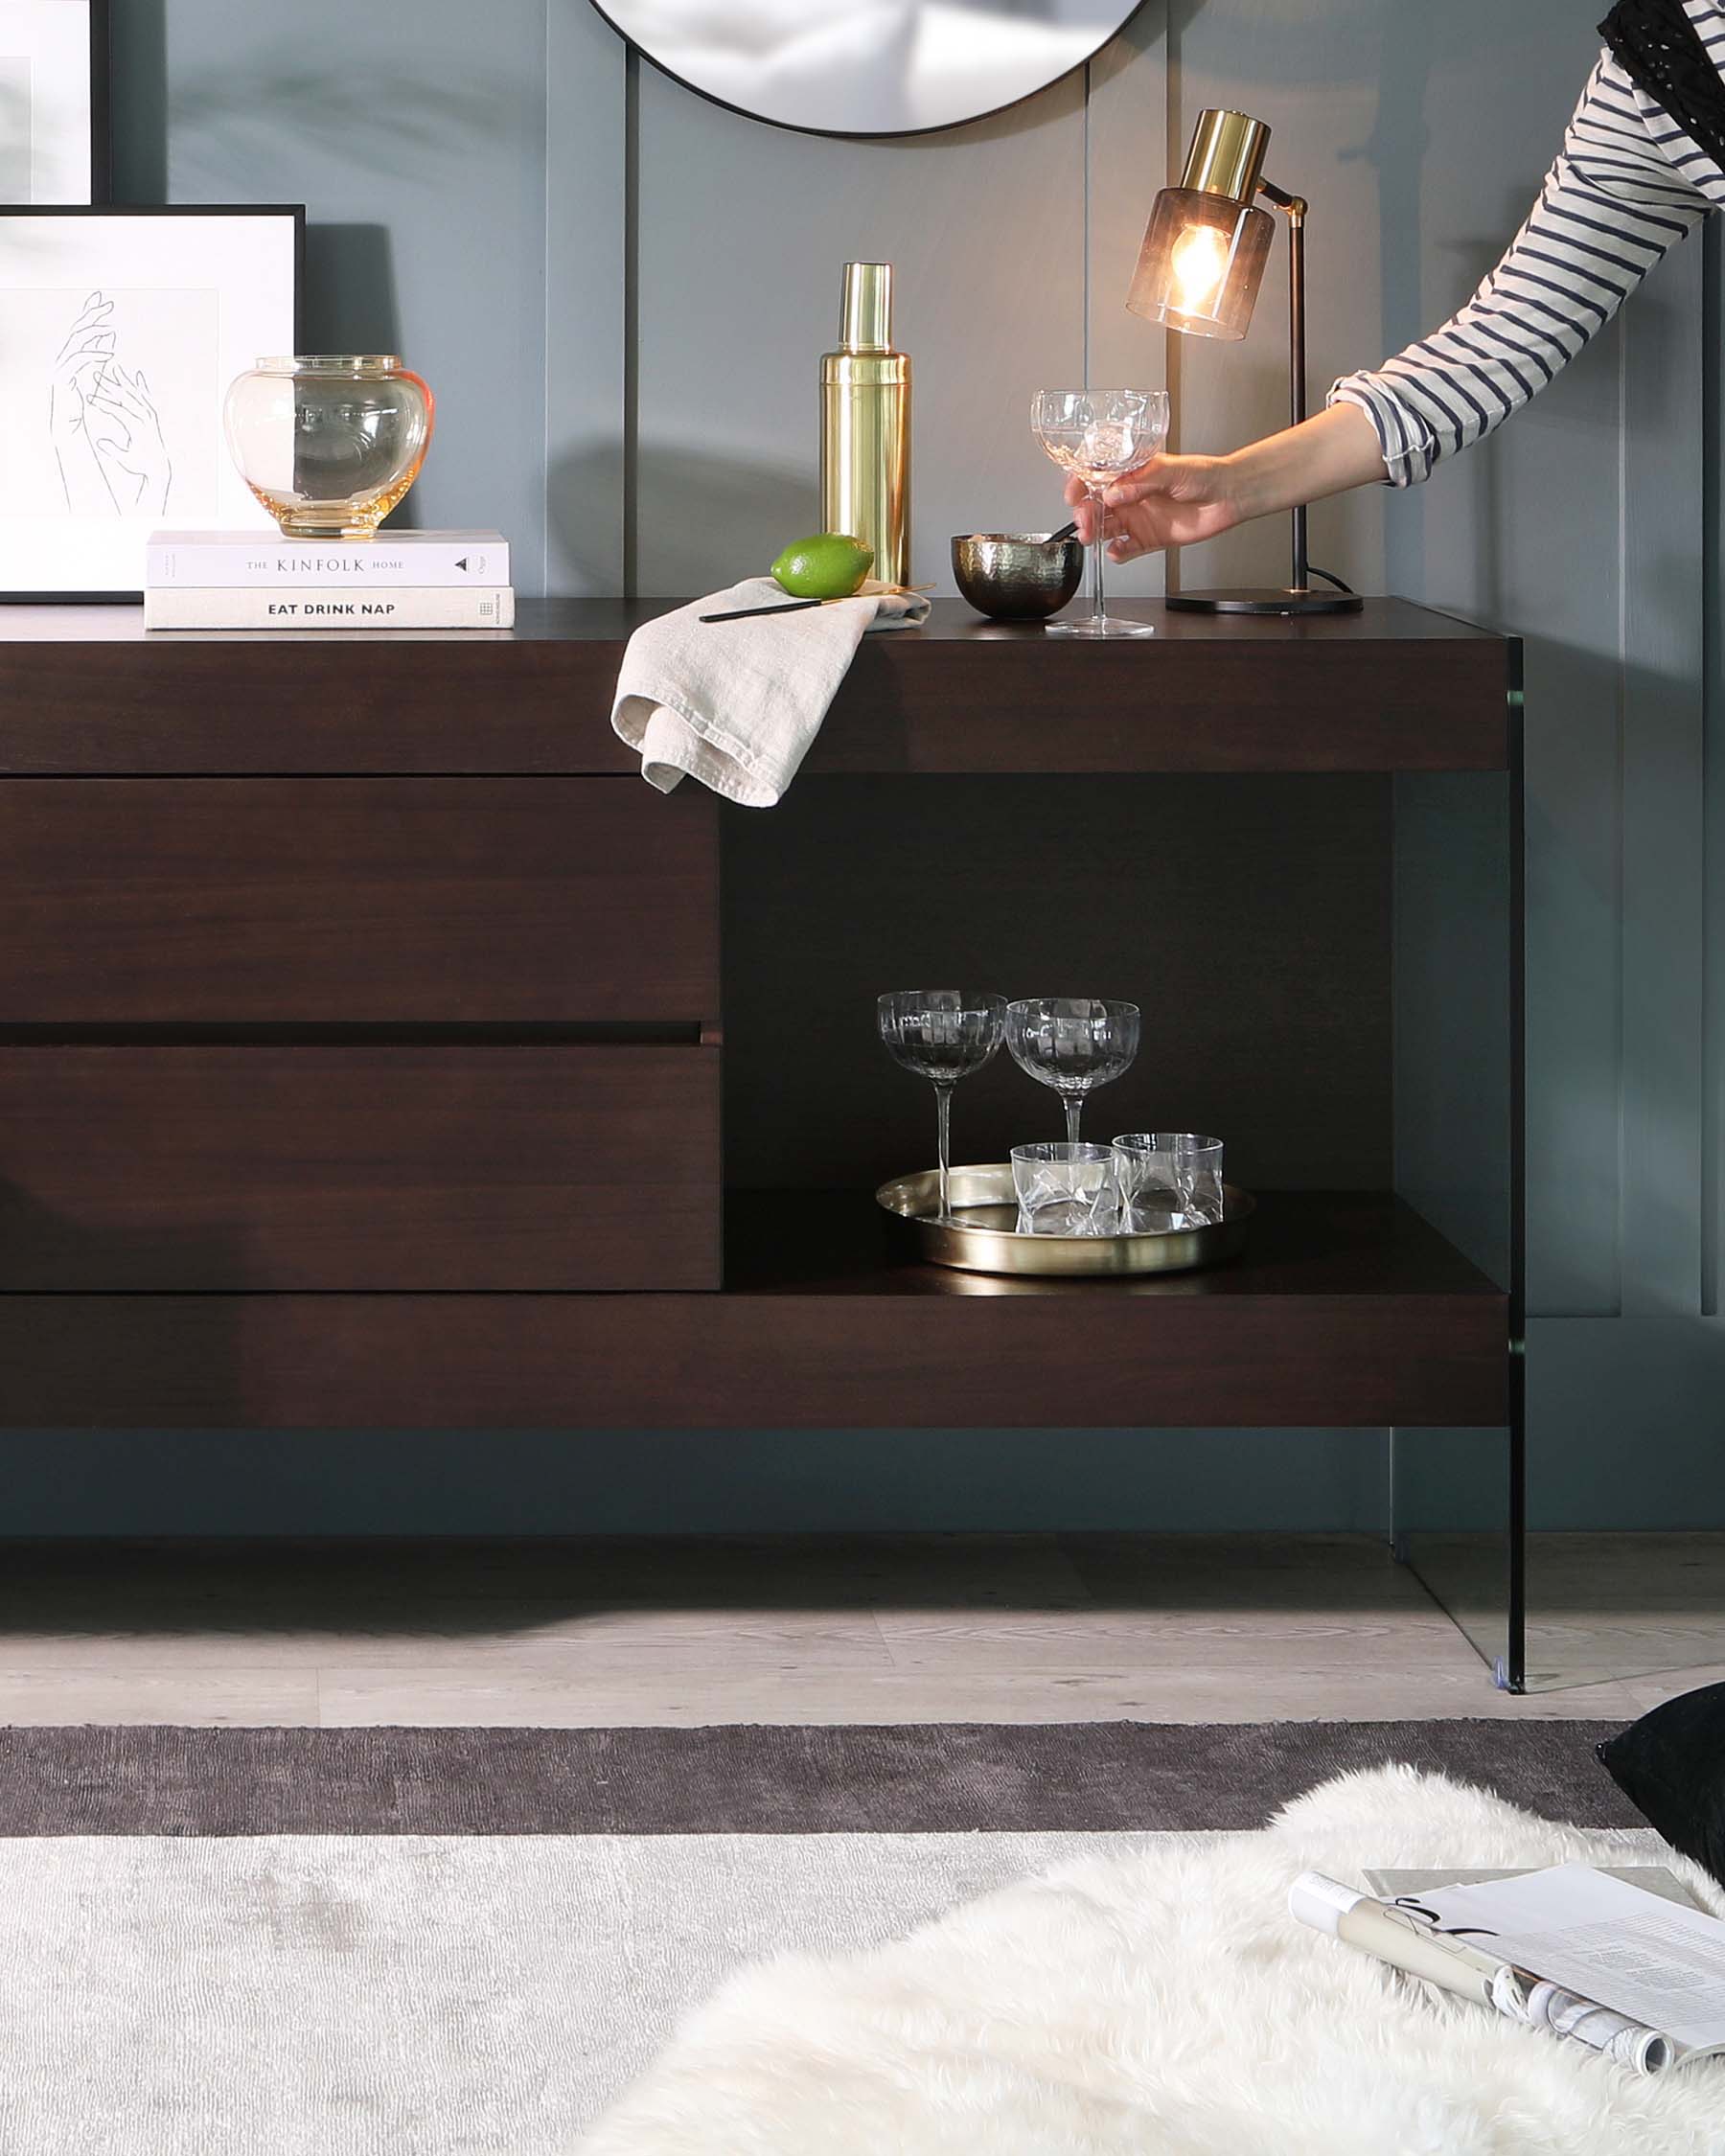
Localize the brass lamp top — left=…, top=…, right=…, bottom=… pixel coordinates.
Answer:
left=1179, top=108, right=1271, bottom=204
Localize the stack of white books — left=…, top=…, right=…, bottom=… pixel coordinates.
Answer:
left=144, top=531, right=515, bottom=631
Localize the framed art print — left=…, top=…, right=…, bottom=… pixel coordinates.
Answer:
left=0, top=0, right=110, bottom=202
left=0, top=205, right=303, bottom=599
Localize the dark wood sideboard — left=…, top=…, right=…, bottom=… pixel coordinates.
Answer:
left=0, top=597, right=1526, bottom=1679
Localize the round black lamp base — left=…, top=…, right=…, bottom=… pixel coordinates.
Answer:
left=1166, top=586, right=1364, bottom=616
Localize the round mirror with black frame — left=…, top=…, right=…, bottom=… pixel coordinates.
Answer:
left=586, top=0, right=1149, bottom=138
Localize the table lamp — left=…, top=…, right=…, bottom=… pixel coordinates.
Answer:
left=1127, top=108, right=1361, bottom=615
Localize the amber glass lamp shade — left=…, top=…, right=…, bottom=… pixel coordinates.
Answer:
left=1127, top=188, right=1274, bottom=342
left=1127, top=105, right=1363, bottom=615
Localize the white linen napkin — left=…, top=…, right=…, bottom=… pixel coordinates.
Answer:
left=610, top=577, right=932, bottom=807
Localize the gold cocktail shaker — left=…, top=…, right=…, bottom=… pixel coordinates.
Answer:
left=820, top=262, right=910, bottom=586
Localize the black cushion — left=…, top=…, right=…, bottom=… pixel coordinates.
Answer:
left=1598, top=1683, right=1725, bottom=1889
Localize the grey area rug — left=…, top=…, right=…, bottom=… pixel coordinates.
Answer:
left=0, top=1825, right=1184, bottom=2155
left=0, top=1719, right=1634, bottom=1834
left=0, top=1724, right=1657, bottom=2155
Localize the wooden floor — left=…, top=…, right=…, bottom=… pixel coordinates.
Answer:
left=0, top=1532, right=1717, bottom=1727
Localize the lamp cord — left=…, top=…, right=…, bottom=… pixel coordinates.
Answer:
left=1304, top=562, right=1357, bottom=596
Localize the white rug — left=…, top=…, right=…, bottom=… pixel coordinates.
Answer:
left=576, top=1768, right=1725, bottom=2156
left=0, top=1824, right=1156, bottom=2154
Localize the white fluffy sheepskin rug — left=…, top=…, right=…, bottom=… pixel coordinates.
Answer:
left=575, top=1766, right=1725, bottom=2155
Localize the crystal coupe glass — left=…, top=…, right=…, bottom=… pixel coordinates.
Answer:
left=1030, top=388, right=1169, bottom=638
left=1006, top=997, right=1140, bottom=1144
left=878, top=990, right=1006, bottom=1222
left=224, top=356, right=435, bottom=539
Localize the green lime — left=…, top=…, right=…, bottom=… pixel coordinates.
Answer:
left=770, top=532, right=874, bottom=599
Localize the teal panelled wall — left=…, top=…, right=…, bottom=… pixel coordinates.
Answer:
left=9, top=0, right=1709, bottom=1533
left=114, top=0, right=553, bottom=589
left=1381, top=1, right=1719, bottom=1531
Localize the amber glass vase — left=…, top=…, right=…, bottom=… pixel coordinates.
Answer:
left=223, top=356, right=435, bottom=539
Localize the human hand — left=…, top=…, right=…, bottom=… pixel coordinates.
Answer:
left=1064, top=452, right=1243, bottom=563
left=1061, top=406, right=1391, bottom=562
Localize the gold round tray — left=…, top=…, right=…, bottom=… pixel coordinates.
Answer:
left=876, top=1163, right=1254, bottom=1278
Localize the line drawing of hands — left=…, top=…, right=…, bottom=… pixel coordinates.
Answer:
left=51, top=289, right=121, bottom=513
left=48, top=290, right=173, bottom=517
left=86, top=360, right=172, bottom=516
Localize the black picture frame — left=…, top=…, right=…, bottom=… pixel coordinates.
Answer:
left=0, top=0, right=113, bottom=202
left=0, top=203, right=307, bottom=603
left=90, top=0, right=111, bottom=203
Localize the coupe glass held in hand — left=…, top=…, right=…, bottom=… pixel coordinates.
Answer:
left=1030, top=388, right=1169, bottom=638
left=1005, top=997, right=1139, bottom=1145
left=877, top=991, right=1006, bottom=1223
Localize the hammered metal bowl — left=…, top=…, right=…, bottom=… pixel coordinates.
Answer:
left=952, top=532, right=1085, bottom=622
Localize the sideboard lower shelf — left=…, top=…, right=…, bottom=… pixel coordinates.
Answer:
left=1, top=1193, right=1506, bottom=1431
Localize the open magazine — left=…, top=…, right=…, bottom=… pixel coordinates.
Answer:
left=1292, top=1864, right=1725, bottom=2076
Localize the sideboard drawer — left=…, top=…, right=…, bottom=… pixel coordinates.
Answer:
left=0, top=779, right=717, bottom=1023
left=0, top=1044, right=720, bottom=1289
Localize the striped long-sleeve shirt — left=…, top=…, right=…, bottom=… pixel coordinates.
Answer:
left=1329, top=3, right=1725, bottom=486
